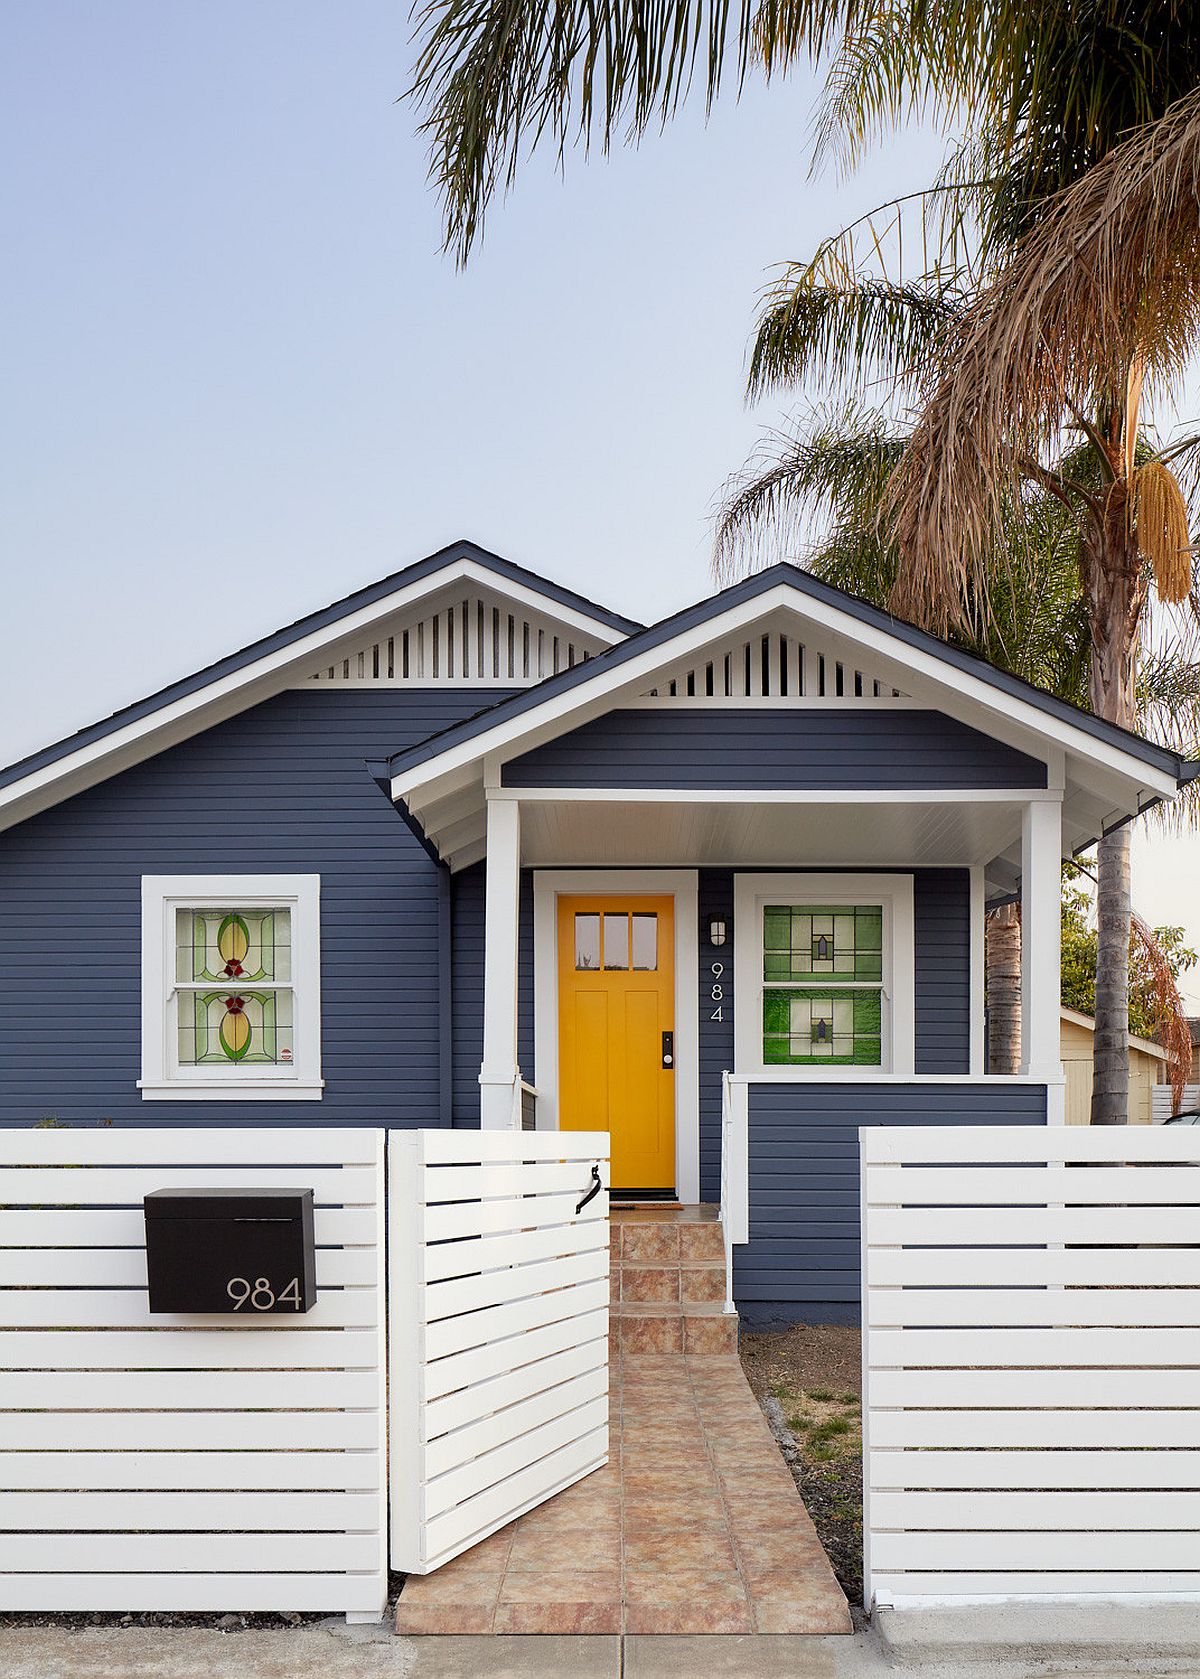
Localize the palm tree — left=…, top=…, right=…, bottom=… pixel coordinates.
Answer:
left=710, top=8, right=1200, bottom=1120
left=408, top=1, right=1200, bottom=1118
left=881, top=90, right=1200, bottom=1121
left=716, top=408, right=1199, bottom=1086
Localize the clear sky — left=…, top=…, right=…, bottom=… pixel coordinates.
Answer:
left=4, top=3, right=1200, bottom=1004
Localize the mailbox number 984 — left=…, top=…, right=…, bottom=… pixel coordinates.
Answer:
left=226, top=1275, right=302, bottom=1311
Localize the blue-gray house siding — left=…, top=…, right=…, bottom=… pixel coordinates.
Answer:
left=450, top=863, right=535, bottom=1127
left=0, top=688, right=494, bottom=1127
left=735, top=1081, right=1048, bottom=1326
left=502, top=708, right=1048, bottom=790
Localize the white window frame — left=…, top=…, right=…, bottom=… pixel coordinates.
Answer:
left=733, top=873, right=914, bottom=1078
left=139, top=874, right=323, bottom=1100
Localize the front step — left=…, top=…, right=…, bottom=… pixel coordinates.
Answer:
left=609, top=1207, right=738, bottom=1355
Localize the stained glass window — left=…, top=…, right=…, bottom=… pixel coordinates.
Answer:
left=174, top=907, right=294, bottom=1068
left=762, top=905, right=883, bottom=1065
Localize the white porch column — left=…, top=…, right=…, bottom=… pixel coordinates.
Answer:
left=1020, top=797, right=1063, bottom=1091
left=479, top=795, right=522, bottom=1129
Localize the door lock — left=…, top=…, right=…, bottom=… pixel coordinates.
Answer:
left=661, top=1031, right=674, bottom=1070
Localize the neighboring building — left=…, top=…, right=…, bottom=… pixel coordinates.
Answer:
left=1060, top=1006, right=1166, bottom=1125
left=0, top=541, right=1193, bottom=1323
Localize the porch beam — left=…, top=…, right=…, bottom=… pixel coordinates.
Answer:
left=1020, top=797, right=1063, bottom=1091
left=479, top=797, right=522, bottom=1129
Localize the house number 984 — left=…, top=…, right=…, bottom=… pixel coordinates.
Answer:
left=226, top=1275, right=303, bottom=1311
left=710, top=961, right=725, bottom=1022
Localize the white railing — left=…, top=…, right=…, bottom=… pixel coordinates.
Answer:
left=862, top=1123, right=1200, bottom=1609
left=0, top=1127, right=387, bottom=1618
left=719, top=1071, right=749, bottom=1315
left=388, top=1127, right=610, bottom=1576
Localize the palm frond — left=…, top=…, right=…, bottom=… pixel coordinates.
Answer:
left=408, top=0, right=862, bottom=263
left=1130, top=911, right=1194, bottom=1106
left=713, top=402, right=906, bottom=580
left=887, top=83, right=1200, bottom=632
left=747, top=260, right=964, bottom=402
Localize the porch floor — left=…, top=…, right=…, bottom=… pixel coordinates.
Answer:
left=394, top=1207, right=850, bottom=1636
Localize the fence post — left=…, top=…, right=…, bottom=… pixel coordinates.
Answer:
left=387, top=1130, right=426, bottom=1577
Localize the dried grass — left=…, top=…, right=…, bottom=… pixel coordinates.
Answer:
left=887, top=84, right=1200, bottom=631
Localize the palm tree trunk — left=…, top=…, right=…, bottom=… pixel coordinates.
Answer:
left=1086, top=501, right=1144, bottom=1125
left=986, top=902, right=1021, bottom=1074
left=1092, top=826, right=1132, bottom=1123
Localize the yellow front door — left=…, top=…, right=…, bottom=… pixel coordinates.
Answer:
left=557, top=896, right=675, bottom=1194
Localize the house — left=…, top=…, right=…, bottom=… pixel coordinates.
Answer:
left=1060, top=1006, right=1165, bottom=1125
left=0, top=541, right=1192, bottom=1324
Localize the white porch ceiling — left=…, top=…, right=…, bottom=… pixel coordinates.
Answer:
left=512, top=796, right=1028, bottom=877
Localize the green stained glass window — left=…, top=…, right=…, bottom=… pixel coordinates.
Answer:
left=761, top=904, right=883, bottom=1066
left=762, top=905, right=882, bottom=983
left=174, top=906, right=295, bottom=1068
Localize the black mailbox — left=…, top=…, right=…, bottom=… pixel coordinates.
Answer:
left=144, top=1188, right=316, bottom=1314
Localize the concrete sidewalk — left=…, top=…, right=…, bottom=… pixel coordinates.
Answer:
left=2, top=1611, right=1199, bottom=1679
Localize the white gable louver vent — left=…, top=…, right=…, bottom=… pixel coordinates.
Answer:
left=307, top=594, right=602, bottom=687
left=642, top=630, right=907, bottom=701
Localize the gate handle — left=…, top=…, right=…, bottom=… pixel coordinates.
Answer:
left=576, top=1164, right=603, bottom=1216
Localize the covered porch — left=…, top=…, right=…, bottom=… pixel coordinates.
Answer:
left=389, top=569, right=1180, bottom=1317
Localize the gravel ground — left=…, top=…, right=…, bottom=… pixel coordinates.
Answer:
left=741, top=1324, right=863, bottom=1604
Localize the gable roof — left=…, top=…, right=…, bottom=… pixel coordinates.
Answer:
left=0, top=540, right=639, bottom=834
left=389, top=563, right=1195, bottom=876
left=390, top=562, right=1188, bottom=786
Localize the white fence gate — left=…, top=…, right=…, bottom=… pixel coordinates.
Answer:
left=389, top=1128, right=610, bottom=1575
left=862, top=1124, right=1200, bottom=1607
left=0, top=1127, right=387, bottom=1615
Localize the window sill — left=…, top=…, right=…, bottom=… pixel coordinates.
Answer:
left=137, top=1079, right=325, bottom=1101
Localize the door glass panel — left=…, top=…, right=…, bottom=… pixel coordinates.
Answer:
left=631, top=913, right=658, bottom=971
left=574, top=913, right=601, bottom=970
left=603, top=913, right=629, bottom=970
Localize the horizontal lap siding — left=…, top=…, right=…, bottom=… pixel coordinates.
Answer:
left=450, top=864, right=534, bottom=1126
left=736, top=1083, right=1047, bottom=1326
left=0, top=689, right=497, bottom=1127
left=503, top=709, right=1047, bottom=790
left=914, top=870, right=971, bottom=1074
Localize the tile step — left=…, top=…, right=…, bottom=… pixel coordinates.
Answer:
left=612, top=1300, right=730, bottom=1319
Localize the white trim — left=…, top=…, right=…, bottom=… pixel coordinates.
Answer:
left=532, top=868, right=700, bottom=1204
left=480, top=799, right=522, bottom=1129
left=733, top=873, right=915, bottom=1079
left=0, top=557, right=627, bottom=837
left=618, top=696, right=930, bottom=711
left=139, top=874, right=322, bottom=1101
left=391, top=582, right=1180, bottom=804
left=969, top=866, right=986, bottom=1075
left=1020, top=798, right=1064, bottom=1086
left=724, top=1071, right=1063, bottom=1086
left=490, top=785, right=1059, bottom=805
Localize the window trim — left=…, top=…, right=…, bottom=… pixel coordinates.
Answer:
left=733, top=873, right=914, bottom=1078
left=139, top=874, right=323, bottom=1100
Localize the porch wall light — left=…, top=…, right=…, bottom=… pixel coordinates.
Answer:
left=709, top=917, right=727, bottom=947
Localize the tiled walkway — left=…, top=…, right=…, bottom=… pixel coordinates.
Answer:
left=394, top=1353, right=851, bottom=1635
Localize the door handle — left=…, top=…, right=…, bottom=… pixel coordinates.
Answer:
left=661, top=1030, right=674, bottom=1070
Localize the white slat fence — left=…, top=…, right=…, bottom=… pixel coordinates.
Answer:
left=1152, top=1083, right=1200, bottom=1122
left=862, top=1124, right=1200, bottom=1607
left=0, top=1127, right=386, bottom=1616
left=389, top=1128, right=610, bottom=1575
